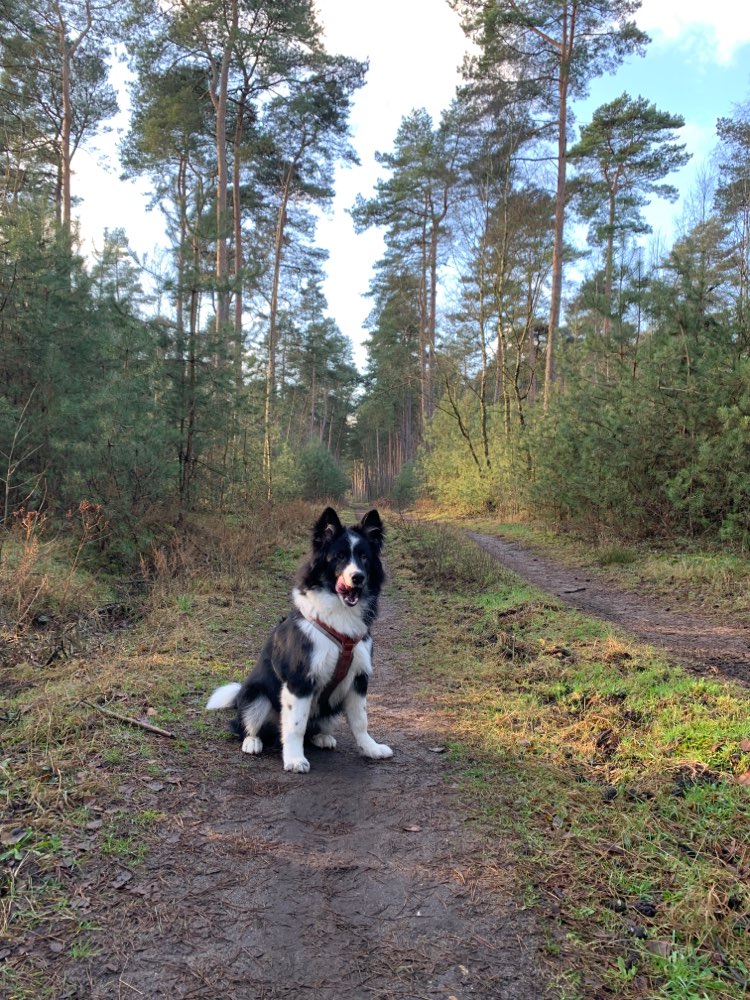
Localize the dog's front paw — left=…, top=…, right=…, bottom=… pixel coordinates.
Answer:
left=359, top=738, right=393, bottom=759
left=312, top=734, right=337, bottom=749
left=284, top=756, right=311, bottom=773
left=241, top=736, right=263, bottom=755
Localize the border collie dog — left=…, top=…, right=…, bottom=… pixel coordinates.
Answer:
left=206, top=507, right=393, bottom=773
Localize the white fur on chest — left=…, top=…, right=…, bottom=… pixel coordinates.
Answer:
left=293, top=586, right=368, bottom=638
left=293, top=596, right=373, bottom=710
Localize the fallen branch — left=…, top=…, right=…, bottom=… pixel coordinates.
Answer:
left=88, top=702, right=177, bottom=739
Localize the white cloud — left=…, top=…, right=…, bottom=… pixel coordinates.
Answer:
left=637, top=0, right=750, bottom=64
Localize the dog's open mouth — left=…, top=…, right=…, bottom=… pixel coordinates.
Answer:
left=336, top=579, right=361, bottom=606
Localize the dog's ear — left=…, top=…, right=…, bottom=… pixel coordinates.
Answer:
left=359, top=509, right=384, bottom=551
left=312, top=507, right=343, bottom=550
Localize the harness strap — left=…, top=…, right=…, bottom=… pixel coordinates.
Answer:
left=311, top=618, right=363, bottom=701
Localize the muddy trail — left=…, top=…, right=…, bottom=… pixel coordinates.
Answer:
left=468, top=530, right=750, bottom=686
left=51, top=600, right=549, bottom=1000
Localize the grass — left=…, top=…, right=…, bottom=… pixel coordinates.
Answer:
left=392, top=520, right=750, bottom=1000
left=0, top=505, right=117, bottom=637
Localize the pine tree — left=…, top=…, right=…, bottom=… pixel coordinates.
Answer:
left=450, top=0, right=648, bottom=408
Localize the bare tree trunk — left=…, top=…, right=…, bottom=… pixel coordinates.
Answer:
left=418, top=218, right=429, bottom=435
left=477, top=256, right=491, bottom=469
left=544, top=2, right=575, bottom=412
left=206, top=0, right=237, bottom=340
left=603, top=185, right=617, bottom=345
left=264, top=161, right=296, bottom=500
left=232, top=85, right=250, bottom=388
left=53, top=0, right=93, bottom=234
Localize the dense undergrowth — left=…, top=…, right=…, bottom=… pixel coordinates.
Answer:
left=391, top=520, right=750, bottom=1000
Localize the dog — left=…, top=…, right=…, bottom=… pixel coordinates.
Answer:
left=206, top=506, right=393, bottom=773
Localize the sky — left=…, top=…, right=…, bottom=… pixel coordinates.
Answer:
left=74, top=0, right=750, bottom=368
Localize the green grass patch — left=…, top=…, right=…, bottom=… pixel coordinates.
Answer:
left=392, top=521, right=750, bottom=1000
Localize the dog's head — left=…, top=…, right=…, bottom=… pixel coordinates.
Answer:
left=301, top=506, right=385, bottom=613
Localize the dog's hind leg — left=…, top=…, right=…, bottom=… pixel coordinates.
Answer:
left=239, top=695, right=273, bottom=755
left=343, top=675, right=393, bottom=760
left=311, top=716, right=337, bottom=750
left=280, top=686, right=313, bottom=772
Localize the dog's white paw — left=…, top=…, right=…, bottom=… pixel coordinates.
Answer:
left=284, top=756, right=311, bottom=773
left=312, top=734, right=337, bottom=749
left=241, top=736, right=263, bottom=755
left=360, top=739, right=393, bottom=759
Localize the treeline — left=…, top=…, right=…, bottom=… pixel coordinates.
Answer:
left=1, top=0, right=361, bottom=557
left=355, top=1, right=750, bottom=545
left=3, top=0, right=750, bottom=552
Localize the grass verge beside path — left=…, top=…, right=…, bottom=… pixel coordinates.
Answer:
left=460, top=516, right=750, bottom=626
left=392, top=520, right=750, bottom=1000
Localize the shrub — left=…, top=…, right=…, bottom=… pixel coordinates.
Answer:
left=297, top=443, right=348, bottom=502
left=391, top=461, right=421, bottom=510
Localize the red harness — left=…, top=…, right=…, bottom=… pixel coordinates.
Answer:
left=311, top=618, right=364, bottom=701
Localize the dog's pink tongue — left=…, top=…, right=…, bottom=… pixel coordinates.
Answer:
left=336, top=579, right=359, bottom=606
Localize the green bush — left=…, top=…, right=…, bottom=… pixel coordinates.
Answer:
left=391, top=460, right=421, bottom=509
left=297, top=442, right=348, bottom=502
left=420, top=399, right=522, bottom=515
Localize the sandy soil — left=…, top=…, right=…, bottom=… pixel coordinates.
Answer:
left=49, top=599, right=550, bottom=1000
left=468, top=531, right=750, bottom=686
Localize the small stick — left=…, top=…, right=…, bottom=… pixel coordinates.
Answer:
left=88, top=702, right=177, bottom=739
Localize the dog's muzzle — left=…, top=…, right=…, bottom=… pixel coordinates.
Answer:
left=336, top=573, right=364, bottom=606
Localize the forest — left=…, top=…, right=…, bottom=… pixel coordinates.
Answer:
left=4, top=5, right=750, bottom=998
left=1, top=0, right=750, bottom=553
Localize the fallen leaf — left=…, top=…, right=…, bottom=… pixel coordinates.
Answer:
left=740, top=739, right=750, bottom=753
left=427, top=746, right=446, bottom=754
left=646, top=940, right=672, bottom=958
left=110, top=870, right=133, bottom=890
left=402, top=824, right=422, bottom=833
left=48, top=941, right=65, bottom=954
left=0, top=828, right=28, bottom=847
left=736, top=772, right=750, bottom=786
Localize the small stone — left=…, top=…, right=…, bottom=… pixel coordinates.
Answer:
left=627, top=923, right=648, bottom=940
left=604, top=898, right=627, bottom=914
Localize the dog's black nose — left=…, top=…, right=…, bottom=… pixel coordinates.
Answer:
left=351, top=571, right=365, bottom=586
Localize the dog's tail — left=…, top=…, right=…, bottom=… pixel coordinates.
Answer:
left=205, top=682, right=241, bottom=710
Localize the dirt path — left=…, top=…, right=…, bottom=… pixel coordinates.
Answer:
left=55, top=599, right=549, bottom=1000
left=468, top=530, right=750, bottom=686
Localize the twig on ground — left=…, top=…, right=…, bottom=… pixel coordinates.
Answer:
left=87, top=702, right=177, bottom=739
